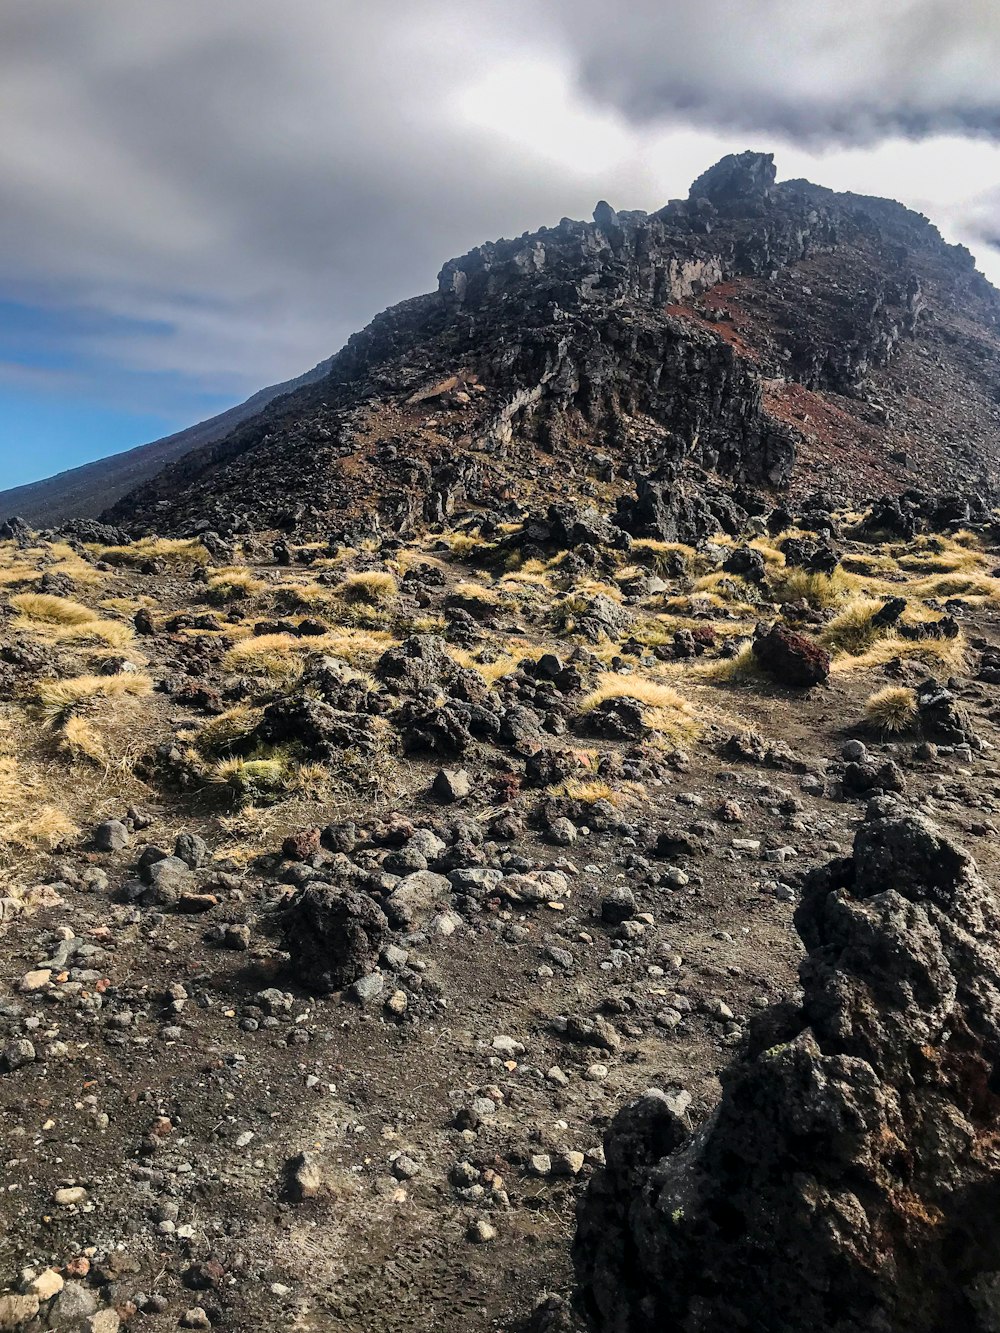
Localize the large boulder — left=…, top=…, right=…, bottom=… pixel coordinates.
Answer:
left=281, top=883, right=389, bottom=994
left=752, top=623, right=830, bottom=687
left=574, top=806, right=1000, bottom=1332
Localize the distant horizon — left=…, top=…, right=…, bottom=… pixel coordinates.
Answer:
left=3, top=1, right=1000, bottom=490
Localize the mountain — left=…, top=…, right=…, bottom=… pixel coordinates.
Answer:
left=0, top=355, right=335, bottom=526
left=6, top=152, right=1000, bottom=1333
left=96, top=150, right=1000, bottom=541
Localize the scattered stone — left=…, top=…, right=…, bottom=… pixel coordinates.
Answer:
left=2, top=1039, right=35, bottom=1072
left=432, top=767, right=472, bottom=802
left=285, top=1152, right=324, bottom=1201
left=94, top=819, right=130, bottom=852
left=467, top=1218, right=497, bottom=1243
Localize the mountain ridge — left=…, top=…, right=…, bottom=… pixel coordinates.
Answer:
left=102, top=151, right=1000, bottom=541
left=0, top=353, right=336, bottom=526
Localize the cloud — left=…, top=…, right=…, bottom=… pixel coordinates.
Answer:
left=1, top=0, right=1000, bottom=486
left=541, top=0, right=1000, bottom=145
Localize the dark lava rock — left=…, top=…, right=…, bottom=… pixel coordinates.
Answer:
left=752, top=623, right=830, bottom=687
left=722, top=544, right=767, bottom=584
left=842, top=757, right=907, bottom=796
left=916, top=679, right=976, bottom=746
left=574, top=807, right=1000, bottom=1332
left=282, top=883, right=389, bottom=995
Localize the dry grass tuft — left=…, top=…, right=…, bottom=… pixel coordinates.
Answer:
left=205, top=568, right=266, bottom=604
left=11, top=591, right=134, bottom=647
left=58, top=715, right=109, bottom=763
left=446, top=647, right=524, bottom=683
left=0, top=753, right=80, bottom=855
left=36, top=672, right=152, bottom=724
left=11, top=592, right=99, bottom=626
left=192, top=705, right=263, bottom=756
left=630, top=539, right=697, bottom=576
left=697, top=642, right=761, bottom=683
left=546, top=777, right=646, bottom=806
left=830, top=631, right=966, bottom=674
left=579, top=672, right=700, bottom=744
left=865, top=685, right=919, bottom=734
left=820, top=598, right=887, bottom=655
left=336, top=570, right=399, bottom=606
left=770, top=566, right=861, bottom=609
left=224, top=627, right=394, bottom=677
left=93, top=536, right=208, bottom=571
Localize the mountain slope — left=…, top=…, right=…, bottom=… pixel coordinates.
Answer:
left=0, top=355, right=335, bottom=526
left=104, top=151, right=1000, bottom=541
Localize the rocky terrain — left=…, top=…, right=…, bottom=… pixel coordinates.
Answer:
left=2, top=154, right=1000, bottom=1332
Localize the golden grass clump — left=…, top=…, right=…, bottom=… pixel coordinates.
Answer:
left=10, top=591, right=134, bottom=647
left=205, top=568, right=266, bottom=604
left=697, top=641, right=761, bottom=683
left=579, top=672, right=700, bottom=744
left=449, top=579, right=504, bottom=608
left=11, top=592, right=99, bottom=626
left=36, top=672, right=152, bottom=724
left=630, top=539, right=697, bottom=576
left=223, top=627, right=394, bottom=677
left=336, top=570, right=399, bottom=606
left=770, top=565, right=861, bottom=609
left=0, top=754, right=80, bottom=855
left=58, top=715, right=108, bottom=763
left=830, top=631, right=966, bottom=675
left=192, top=705, right=263, bottom=756
left=865, top=685, right=919, bottom=734
left=820, top=598, right=887, bottom=655
left=546, top=777, right=646, bottom=807
left=446, top=647, right=523, bottom=683
left=93, top=536, right=208, bottom=571
left=440, top=531, right=491, bottom=558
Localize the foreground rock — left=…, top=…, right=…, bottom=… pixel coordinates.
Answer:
left=574, top=805, right=1000, bottom=1332
left=752, top=623, right=830, bottom=687
left=281, top=883, right=389, bottom=994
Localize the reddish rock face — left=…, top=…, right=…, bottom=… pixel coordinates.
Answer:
left=752, top=622, right=831, bottom=687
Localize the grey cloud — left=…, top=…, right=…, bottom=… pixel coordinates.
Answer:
left=541, top=0, right=1000, bottom=144
left=0, top=1, right=602, bottom=395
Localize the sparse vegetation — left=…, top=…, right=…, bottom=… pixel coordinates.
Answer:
left=205, top=568, right=266, bottom=603
left=35, top=672, right=152, bottom=724
left=336, top=570, right=399, bottom=605
left=93, top=536, right=208, bottom=571
left=865, top=685, right=919, bottom=734
left=580, top=673, right=700, bottom=744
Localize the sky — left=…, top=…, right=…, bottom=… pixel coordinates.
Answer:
left=3, top=0, right=1000, bottom=489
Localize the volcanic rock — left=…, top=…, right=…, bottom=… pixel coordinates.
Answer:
left=574, top=807, right=1000, bottom=1333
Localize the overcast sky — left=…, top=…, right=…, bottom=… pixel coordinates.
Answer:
left=3, top=0, right=1000, bottom=489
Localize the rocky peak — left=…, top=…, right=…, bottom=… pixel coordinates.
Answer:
left=688, top=149, right=777, bottom=205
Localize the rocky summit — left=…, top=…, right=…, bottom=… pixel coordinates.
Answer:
left=2, top=153, right=1000, bottom=1333
left=92, top=150, right=1000, bottom=542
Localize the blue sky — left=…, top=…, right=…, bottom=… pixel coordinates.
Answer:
left=0, top=300, right=235, bottom=488
left=2, top=1, right=1000, bottom=494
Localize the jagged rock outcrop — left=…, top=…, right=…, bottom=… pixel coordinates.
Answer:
left=574, top=805, right=1000, bottom=1333
left=91, top=153, right=1000, bottom=538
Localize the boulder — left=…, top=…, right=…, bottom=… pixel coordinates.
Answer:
left=752, top=623, right=830, bottom=687
left=574, top=807, right=1000, bottom=1332
left=282, top=883, right=389, bottom=994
